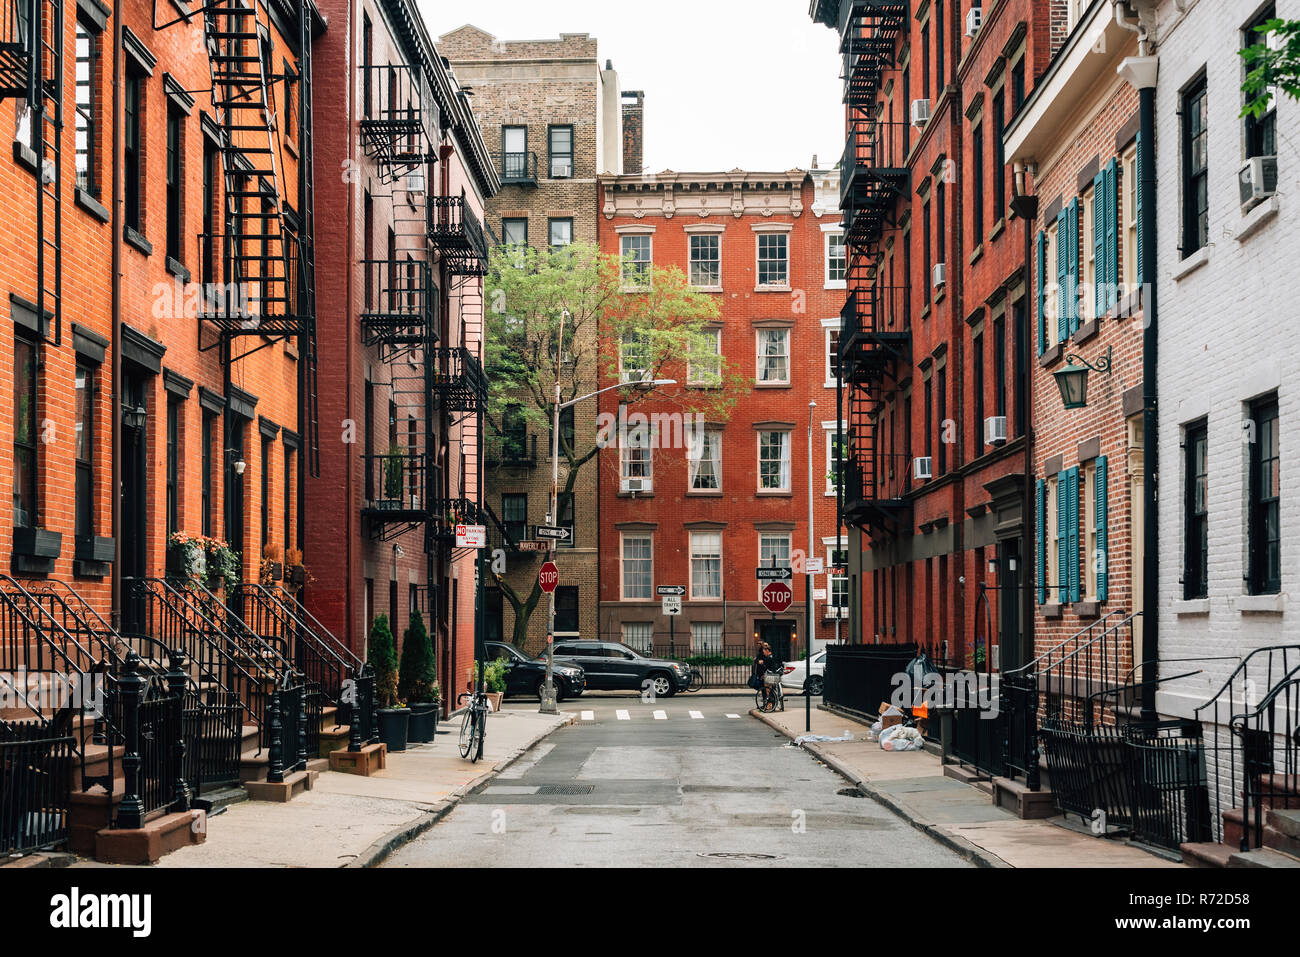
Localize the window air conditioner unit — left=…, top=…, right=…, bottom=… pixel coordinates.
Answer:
left=1239, top=156, right=1278, bottom=210
left=913, top=456, right=933, bottom=482
left=623, top=477, right=652, bottom=494
left=984, top=415, right=1008, bottom=447
left=932, top=262, right=946, bottom=290
left=965, top=7, right=982, bottom=37
left=405, top=171, right=425, bottom=196
left=910, top=98, right=931, bottom=128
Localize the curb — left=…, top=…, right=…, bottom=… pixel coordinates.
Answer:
left=749, top=708, right=1010, bottom=869
left=347, top=712, right=577, bottom=868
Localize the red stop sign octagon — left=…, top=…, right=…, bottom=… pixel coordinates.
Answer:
left=539, top=561, right=559, bottom=594
left=761, top=580, right=793, bottom=613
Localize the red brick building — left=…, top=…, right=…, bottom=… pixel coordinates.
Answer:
left=595, top=170, right=846, bottom=663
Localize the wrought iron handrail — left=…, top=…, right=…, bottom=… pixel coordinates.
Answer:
left=500, top=150, right=537, bottom=183
left=429, top=196, right=489, bottom=261
left=1004, top=609, right=1127, bottom=680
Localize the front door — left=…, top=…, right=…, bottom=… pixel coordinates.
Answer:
left=120, top=373, right=148, bottom=632
left=759, top=620, right=793, bottom=662
left=998, top=540, right=1022, bottom=671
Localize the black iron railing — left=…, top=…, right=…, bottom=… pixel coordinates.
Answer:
left=429, top=196, right=489, bottom=273
left=430, top=345, right=486, bottom=411
left=360, top=258, right=432, bottom=346
left=0, top=0, right=33, bottom=100
left=0, top=706, right=75, bottom=855
left=823, top=643, right=919, bottom=718
left=500, top=150, right=537, bottom=184
left=358, top=63, right=434, bottom=174
left=361, top=449, right=429, bottom=517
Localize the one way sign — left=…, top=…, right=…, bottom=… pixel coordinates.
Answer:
left=534, top=525, right=571, bottom=541
left=656, top=585, right=686, bottom=596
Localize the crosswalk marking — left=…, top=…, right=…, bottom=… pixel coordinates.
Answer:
left=726, top=713, right=740, bottom=719
left=689, top=711, right=703, bottom=719
left=581, top=710, right=595, bottom=721
left=616, top=710, right=630, bottom=721
left=653, top=710, right=667, bottom=720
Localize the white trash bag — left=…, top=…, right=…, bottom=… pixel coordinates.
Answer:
left=880, top=725, right=924, bottom=752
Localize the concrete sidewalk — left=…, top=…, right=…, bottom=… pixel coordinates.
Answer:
left=74, top=708, right=573, bottom=868
left=754, top=705, right=1182, bottom=868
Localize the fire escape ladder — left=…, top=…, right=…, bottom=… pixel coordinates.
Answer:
left=26, top=0, right=63, bottom=346
left=297, top=0, right=320, bottom=476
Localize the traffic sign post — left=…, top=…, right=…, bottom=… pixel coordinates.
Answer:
left=657, top=585, right=685, bottom=658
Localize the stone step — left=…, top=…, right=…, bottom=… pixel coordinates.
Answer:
left=1227, top=846, right=1300, bottom=868
left=1180, top=842, right=1234, bottom=868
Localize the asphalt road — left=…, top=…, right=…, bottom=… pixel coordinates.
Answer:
left=383, top=694, right=971, bottom=868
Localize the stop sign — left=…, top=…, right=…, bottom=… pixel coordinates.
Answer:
left=539, top=561, right=559, bottom=594
left=761, top=580, right=793, bottom=613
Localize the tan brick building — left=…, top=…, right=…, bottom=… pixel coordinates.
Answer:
left=439, top=25, right=624, bottom=650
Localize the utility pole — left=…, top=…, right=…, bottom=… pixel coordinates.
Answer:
left=541, top=308, right=568, bottom=715
left=806, top=400, right=815, bottom=733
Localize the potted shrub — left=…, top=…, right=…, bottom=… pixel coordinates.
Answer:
left=471, top=659, right=508, bottom=713
left=284, top=546, right=309, bottom=591
left=379, top=447, right=405, bottom=509
left=260, top=543, right=284, bottom=586
left=166, top=533, right=207, bottom=583
left=398, top=610, right=440, bottom=743
left=370, top=613, right=409, bottom=752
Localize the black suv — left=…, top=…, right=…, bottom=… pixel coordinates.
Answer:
left=540, top=641, right=689, bottom=697
left=486, top=641, right=585, bottom=702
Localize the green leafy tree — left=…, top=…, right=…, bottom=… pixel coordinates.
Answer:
left=368, top=613, right=400, bottom=709
left=398, top=609, right=438, bottom=704
left=485, top=240, right=747, bottom=647
left=1242, top=18, right=1300, bottom=118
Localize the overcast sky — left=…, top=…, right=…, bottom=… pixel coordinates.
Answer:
left=420, top=0, right=844, bottom=173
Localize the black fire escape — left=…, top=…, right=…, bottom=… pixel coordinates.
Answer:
left=837, top=0, right=911, bottom=541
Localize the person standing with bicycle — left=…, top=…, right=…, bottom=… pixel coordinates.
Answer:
left=751, top=641, right=783, bottom=711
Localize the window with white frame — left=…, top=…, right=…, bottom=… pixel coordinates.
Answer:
left=690, top=621, right=722, bottom=653
left=825, top=428, right=844, bottom=496
left=689, top=234, right=721, bottom=287
left=687, top=327, right=721, bottom=386
left=1083, top=460, right=1098, bottom=600
left=759, top=533, right=791, bottom=598
left=621, top=533, right=653, bottom=599
left=620, top=423, right=652, bottom=492
left=826, top=231, right=846, bottom=285
left=689, top=531, right=722, bottom=600
left=1046, top=475, right=1059, bottom=601
left=758, top=430, right=791, bottom=491
left=1081, top=184, right=1094, bottom=324
left=620, top=234, right=651, bottom=287
left=756, top=328, right=790, bottom=384
left=1122, top=145, right=1137, bottom=287
left=619, top=333, right=652, bottom=384
left=1045, top=222, right=1058, bottom=348
left=825, top=326, right=841, bottom=385
left=686, top=426, right=721, bottom=491
left=623, top=621, right=653, bottom=648
left=827, top=544, right=848, bottom=613
left=756, top=233, right=789, bottom=286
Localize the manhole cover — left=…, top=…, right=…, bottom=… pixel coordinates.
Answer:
left=536, top=784, right=596, bottom=795
left=837, top=787, right=866, bottom=798
left=698, top=852, right=781, bottom=861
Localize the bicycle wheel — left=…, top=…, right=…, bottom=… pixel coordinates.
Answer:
left=458, top=706, right=475, bottom=759
left=471, top=709, right=485, bottom=763
left=755, top=688, right=766, bottom=711
left=687, top=668, right=705, bottom=692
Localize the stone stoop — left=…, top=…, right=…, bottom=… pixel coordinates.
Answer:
left=1226, top=847, right=1300, bottom=868
left=941, top=763, right=995, bottom=796
left=328, top=741, right=387, bottom=776
left=93, top=809, right=207, bottom=865
left=1179, top=841, right=1235, bottom=868
left=243, top=768, right=318, bottom=803
left=991, top=777, right=1058, bottom=819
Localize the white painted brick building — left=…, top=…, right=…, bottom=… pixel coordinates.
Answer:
left=1152, top=0, right=1300, bottom=720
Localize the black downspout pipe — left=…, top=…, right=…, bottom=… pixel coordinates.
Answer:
left=1018, top=194, right=1037, bottom=675
left=1139, top=82, right=1158, bottom=720
left=109, top=0, right=123, bottom=629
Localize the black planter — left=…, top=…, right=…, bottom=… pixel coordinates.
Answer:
left=289, top=565, right=306, bottom=586
left=377, top=707, right=410, bottom=752
left=268, top=562, right=283, bottom=582
left=407, top=701, right=439, bottom=743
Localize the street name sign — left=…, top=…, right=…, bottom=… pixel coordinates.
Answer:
left=517, top=541, right=548, bottom=552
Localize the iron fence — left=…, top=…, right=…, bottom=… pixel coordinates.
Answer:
left=823, top=643, right=918, bottom=717
left=0, top=715, right=73, bottom=855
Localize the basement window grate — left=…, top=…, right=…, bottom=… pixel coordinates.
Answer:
left=536, top=784, right=596, bottom=795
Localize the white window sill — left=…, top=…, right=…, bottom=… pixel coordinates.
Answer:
left=1174, top=598, right=1210, bottom=616
left=1172, top=246, right=1210, bottom=281
left=1237, top=593, right=1285, bottom=614
left=1236, top=195, right=1280, bottom=244
left=824, top=380, right=838, bottom=389
left=690, top=285, right=723, bottom=293
left=754, top=285, right=792, bottom=293
left=824, top=280, right=847, bottom=290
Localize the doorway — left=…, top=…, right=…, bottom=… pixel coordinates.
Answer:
left=120, top=372, right=148, bottom=632
left=759, top=619, right=794, bottom=662
left=997, top=539, right=1022, bottom=671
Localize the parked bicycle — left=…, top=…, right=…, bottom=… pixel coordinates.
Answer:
left=457, top=690, right=488, bottom=762
left=684, top=667, right=705, bottom=693
left=756, top=671, right=785, bottom=713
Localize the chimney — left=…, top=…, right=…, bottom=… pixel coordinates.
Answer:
left=621, top=91, right=644, bottom=176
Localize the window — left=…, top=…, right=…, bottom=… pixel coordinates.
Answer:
left=1081, top=184, right=1095, bottom=322
left=166, top=105, right=184, bottom=262
left=362, top=14, right=373, bottom=117
left=924, top=375, right=933, bottom=459
left=1046, top=475, right=1059, bottom=602
left=1055, top=468, right=1081, bottom=604
left=687, top=327, right=721, bottom=386
left=556, top=492, right=575, bottom=548
left=622, top=622, right=653, bottom=648
left=260, top=435, right=272, bottom=547
left=166, top=397, right=179, bottom=538
left=828, top=545, right=848, bottom=612
left=502, top=493, right=527, bottom=543
left=76, top=364, right=95, bottom=540
left=1045, top=223, right=1058, bottom=347
left=971, top=120, right=984, bottom=244
left=1010, top=57, right=1025, bottom=113
left=551, top=405, right=575, bottom=458
left=620, top=234, right=651, bottom=287
left=992, top=89, right=1006, bottom=219
left=1122, top=147, right=1138, bottom=287
left=690, top=531, right=722, bottom=600
left=972, top=328, right=985, bottom=451
left=1244, top=6, right=1278, bottom=160
left=201, top=411, right=215, bottom=536
left=621, top=533, right=653, bottom=599
left=502, top=126, right=527, bottom=179
left=1183, top=420, right=1208, bottom=600
left=825, top=326, right=840, bottom=385
left=620, top=423, right=652, bottom=491
left=1083, top=461, right=1097, bottom=600
left=826, top=232, right=846, bottom=285
left=756, top=233, right=788, bottom=286
left=548, top=125, right=574, bottom=178
left=283, top=443, right=294, bottom=553
left=687, top=427, right=721, bottom=491
left=74, top=19, right=100, bottom=196
left=124, top=67, right=143, bottom=232
left=13, top=338, right=38, bottom=528
left=994, top=315, right=1007, bottom=419
left=1248, top=396, right=1280, bottom=594
left=691, top=621, right=722, bottom=653
left=202, top=135, right=217, bottom=287
left=502, top=217, right=528, bottom=247
left=363, top=191, right=374, bottom=308
left=826, top=429, right=844, bottom=495
left=689, top=234, right=721, bottom=287
left=934, top=1, right=943, bottom=88
left=548, top=218, right=573, bottom=248
left=282, top=62, right=297, bottom=143
left=758, top=430, right=791, bottom=492
left=1182, top=76, right=1209, bottom=255
left=501, top=404, right=527, bottom=461
left=936, top=364, right=947, bottom=475
left=936, top=181, right=946, bottom=265
left=921, top=20, right=930, bottom=99
left=922, top=196, right=932, bottom=303
left=619, top=333, right=652, bottom=384
left=554, top=587, right=579, bottom=634
left=759, top=533, right=792, bottom=598
left=756, top=328, right=790, bottom=384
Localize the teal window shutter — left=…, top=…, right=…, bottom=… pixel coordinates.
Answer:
left=1067, top=198, right=1080, bottom=334
left=1135, top=132, right=1144, bottom=287
left=1057, top=471, right=1068, bottom=604
left=1093, top=171, right=1105, bottom=320
left=1105, top=159, right=1119, bottom=311
left=1055, top=209, right=1068, bottom=345
left=1096, top=455, right=1109, bottom=602
left=1067, top=467, right=1081, bottom=604
left=1036, top=230, right=1046, bottom=355
left=1036, top=478, right=1047, bottom=604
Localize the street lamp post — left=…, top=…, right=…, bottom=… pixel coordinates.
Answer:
left=806, top=402, right=816, bottom=732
